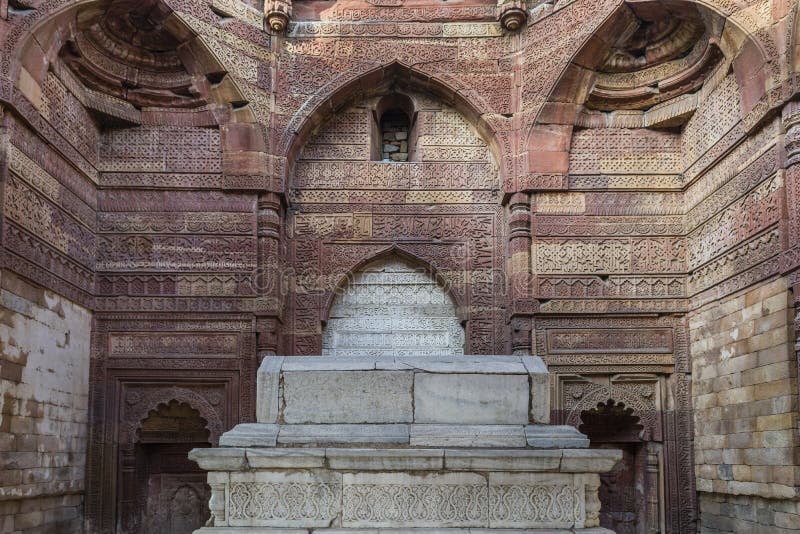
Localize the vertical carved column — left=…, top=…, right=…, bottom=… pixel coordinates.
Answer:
left=583, top=474, right=602, bottom=528
left=508, top=192, right=533, bottom=355
left=0, top=105, right=7, bottom=263
left=207, top=474, right=228, bottom=527
left=782, top=101, right=800, bottom=385
left=646, top=443, right=662, bottom=534
left=256, top=192, right=283, bottom=361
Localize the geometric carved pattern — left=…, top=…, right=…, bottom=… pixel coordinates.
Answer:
left=489, top=485, right=580, bottom=525
left=229, top=482, right=341, bottom=522
left=343, top=482, right=488, bottom=525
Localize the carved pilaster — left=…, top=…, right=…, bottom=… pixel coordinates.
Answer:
left=264, top=0, right=292, bottom=33
left=207, top=478, right=228, bottom=527
left=782, top=102, right=800, bottom=260
left=256, top=192, right=283, bottom=360
left=646, top=443, right=662, bottom=534
left=508, top=192, right=532, bottom=355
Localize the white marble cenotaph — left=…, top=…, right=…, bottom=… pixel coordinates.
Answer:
left=190, top=355, right=622, bottom=534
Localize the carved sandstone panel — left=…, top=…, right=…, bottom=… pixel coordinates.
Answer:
left=682, top=74, right=743, bottom=173
left=570, top=128, right=681, bottom=176
left=534, top=238, right=685, bottom=274
left=108, top=333, right=240, bottom=357
left=99, top=126, right=222, bottom=173
left=547, top=329, right=674, bottom=354
left=687, top=173, right=782, bottom=270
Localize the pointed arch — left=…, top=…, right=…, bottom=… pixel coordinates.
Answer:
left=322, top=248, right=466, bottom=357
left=321, top=244, right=467, bottom=323
left=281, top=61, right=504, bottom=184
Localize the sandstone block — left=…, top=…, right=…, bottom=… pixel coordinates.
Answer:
left=326, top=448, right=443, bottom=470
left=444, top=449, right=562, bottom=471
left=219, top=424, right=278, bottom=448
left=256, top=357, right=283, bottom=423
left=277, top=424, right=410, bottom=445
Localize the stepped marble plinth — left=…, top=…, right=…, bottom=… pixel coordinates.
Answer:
left=190, top=355, right=621, bottom=534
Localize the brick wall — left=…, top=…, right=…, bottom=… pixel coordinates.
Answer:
left=691, top=276, right=799, bottom=532
left=0, top=270, right=92, bottom=533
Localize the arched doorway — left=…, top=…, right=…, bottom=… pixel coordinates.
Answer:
left=580, top=399, right=650, bottom=534
left=127, top=400, right=212, bottom=534
left=323, top=255, right=464, bottom=357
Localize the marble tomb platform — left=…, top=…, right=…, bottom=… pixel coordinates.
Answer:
left=190, top=355, right=622, bottom=534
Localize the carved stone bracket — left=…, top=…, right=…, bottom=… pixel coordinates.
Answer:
left=498, top=0, right=527, bottom=31
left=265, top=0, right=292, bottom=33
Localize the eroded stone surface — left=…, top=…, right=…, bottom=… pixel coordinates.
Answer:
left=283, top=370, right=413, bottom=424
left=414, top=373, right=529, bottom=424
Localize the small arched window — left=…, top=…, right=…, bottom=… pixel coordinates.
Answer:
left=373, top=94, right=416, bottom=162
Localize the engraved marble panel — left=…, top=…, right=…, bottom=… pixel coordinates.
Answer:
left=342, top=472, right=488, bottom=527
left=488, top=473, right=583, bottom=529
left=323, top=257, right=464, bottom=357
left=227, top=471, right=342, bottom=527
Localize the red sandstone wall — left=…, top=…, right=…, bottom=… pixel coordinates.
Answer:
left=1, top=0, right=800, bottom=532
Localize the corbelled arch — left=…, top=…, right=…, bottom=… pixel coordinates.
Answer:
left=516, top=0, right=779, bottom=195
left=528, top=0, right=776, bottom=149
left=4, top=0, right=255, bottom=127
left=280, top=61, right=506, bottom=189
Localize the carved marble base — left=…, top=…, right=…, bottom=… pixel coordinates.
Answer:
left=191, top=356, right=621, bottom=533
left=191, top=448, right=619, bottom=531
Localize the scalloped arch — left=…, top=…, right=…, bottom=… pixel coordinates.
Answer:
left=121, top=386, right=223, bottom=446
